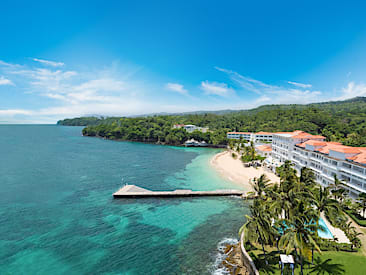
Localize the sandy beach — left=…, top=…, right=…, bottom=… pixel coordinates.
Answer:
left=211, top=151, right=280, bottom=191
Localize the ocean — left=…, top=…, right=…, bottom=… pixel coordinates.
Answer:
left=0, top=125, right=249, bottom=275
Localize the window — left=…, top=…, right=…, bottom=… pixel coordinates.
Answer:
left=353, top=165, right=364, bottom=174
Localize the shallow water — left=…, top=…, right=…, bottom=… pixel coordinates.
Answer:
left=0, top=125, right=249, bottom=274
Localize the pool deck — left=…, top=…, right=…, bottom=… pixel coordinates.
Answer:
left=321, top=213, right=350, bottom=244
left=113, top=184, right=247, bottom=198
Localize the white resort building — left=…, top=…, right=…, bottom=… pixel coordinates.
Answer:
left=227, top=132, right=252, bottom=141
left=228, top=129, right=366, bottom=197
left=272, top=130, right=366, bottom=198
left=173, top=124, right=209, bottom=133
left=226, top=131, right=273, bottom=143
left=255, top=144, right=272, bottom=157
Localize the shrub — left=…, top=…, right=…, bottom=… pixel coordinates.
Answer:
left=345, top=209, right=366, bottom=227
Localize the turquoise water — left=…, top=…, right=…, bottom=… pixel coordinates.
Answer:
left=318, top=217, right=333, bottom=239
left=0, top=125, right=249, bottom=275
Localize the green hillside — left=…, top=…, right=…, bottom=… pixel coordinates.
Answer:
left=57, top=97, right=366, bottom=146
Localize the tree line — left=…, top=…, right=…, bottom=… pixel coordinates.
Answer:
left=57, top=97, right=366, bottom=146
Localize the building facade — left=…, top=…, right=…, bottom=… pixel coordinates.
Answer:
left=173, top=124, right=209, bottom=133
left=253, top=132, right=273, bottom=143
left=227, top=131, right=273, bottom=143
left=272, top=131, right=366, bottom=198
left=227, top=132, right=252, bottom=141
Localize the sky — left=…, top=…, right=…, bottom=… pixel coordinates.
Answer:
left=1, top=0, right=366, bottom=123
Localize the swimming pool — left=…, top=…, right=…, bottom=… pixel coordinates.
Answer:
left=318, top=217, right=333, bottom=239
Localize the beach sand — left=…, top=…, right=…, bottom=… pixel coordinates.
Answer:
left=211, top=151, right=280, bottom=191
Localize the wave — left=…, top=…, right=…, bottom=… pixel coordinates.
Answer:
left=210, top=237, right=239, bottom=275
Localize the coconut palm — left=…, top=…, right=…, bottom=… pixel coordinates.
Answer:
left=240, top=199, right=276, bottom=264
left=313, top=186, right=340, bottom=223
left=300, top=167, right=317, bottom=188
left=279, top=209, right=321, bottom=275
left=248, top=174, right=270, bottom=198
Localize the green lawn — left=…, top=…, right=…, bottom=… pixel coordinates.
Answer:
left=249, top=248, right=366, bottom=274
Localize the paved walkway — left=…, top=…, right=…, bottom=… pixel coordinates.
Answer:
left=321, top=213, right=350, bottom=244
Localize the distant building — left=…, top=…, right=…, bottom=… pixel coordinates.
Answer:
left=253, top=132, right=273, bottom=143
left=256, top=144, right=272, bottom=157
left=227, top=131, right=273, bottom=143
left=173, top=124, right=185, bottom=129
left=173, top=124, right=209, bottom=133
left=226, top=132, right=252, bottom=141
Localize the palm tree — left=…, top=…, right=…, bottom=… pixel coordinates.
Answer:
left=358, top=192, right=366, bottom=218
left=249, top=174, right=270, bottom=198
left=330, top=175, right=345, bottom=201
left=313, top=186, right=340, bottom=223
left=349, top=231, right=363, bottom=251
left=279, top=211, right=321, bottom=275
left=300, top=167, right=316, bottom=188
left=240, top=199, right=276, bottom=264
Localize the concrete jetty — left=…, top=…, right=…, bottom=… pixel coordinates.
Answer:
left=113, top=184, right=246, bottom=198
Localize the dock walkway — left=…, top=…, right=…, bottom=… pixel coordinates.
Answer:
left=113, top=185, right=246, bottom=198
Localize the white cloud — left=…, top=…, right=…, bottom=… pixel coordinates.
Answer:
left=0, top=76, right=14, bottom=86
left=0, top=109, right=32, bottom=116
left=337, top=82, right=366, bottom=100
left=201, top=81, right=234, bottom=96
left=32, top=58, right=64, bottom=67
left=73, top=78, right=125, bottom=93
left=255, top=95, right=271, bottom=104
left=165, top=82, right=188, bottom=95
left=216, top=66, right=322, bottom=104
left=288, top=81, right=312, bottom=89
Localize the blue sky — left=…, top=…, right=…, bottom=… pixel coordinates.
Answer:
left=1, top=0, right=366, bottom=123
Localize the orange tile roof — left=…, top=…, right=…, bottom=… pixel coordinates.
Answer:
left=331, top=147, right=361, bottom=154
left=303, top=140, right=327, bottom=146
left=296, top=140, right=366, bottom=164
left=255, top=131, right=273, bottom=135
left=256, top=145, right=272, bottom=152
left=274, top=130, right=325, bottom=140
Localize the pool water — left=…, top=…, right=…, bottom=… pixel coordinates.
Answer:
left=318, top=217, right=334, bottom=239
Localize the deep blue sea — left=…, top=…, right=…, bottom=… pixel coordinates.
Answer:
left=0, top=125, right=249, bottom=275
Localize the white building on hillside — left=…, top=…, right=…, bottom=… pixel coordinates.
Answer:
left=227, top=131, right=274, bottom=143
left=173, top=124, right=209, bottom=133
left=256, top=144, right=272, bottom=157
left=272, top=130, right=366, bottom=198
left=253, top=132, right=273, bottom=143
left=227, top=132, right=252, bottom=141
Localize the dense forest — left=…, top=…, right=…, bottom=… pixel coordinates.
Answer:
left=57, top=97, right=366, bottom=146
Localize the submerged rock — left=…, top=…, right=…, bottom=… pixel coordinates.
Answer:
left=221, top=243, right=248, bottom=275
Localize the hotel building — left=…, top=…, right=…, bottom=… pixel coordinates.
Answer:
left=226, top=131, right=273, bottom=143
left=227, top=132, right=252, bottom=141
left=272, top=131, right=366, bottom=198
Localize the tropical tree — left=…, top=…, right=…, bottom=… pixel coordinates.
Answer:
left=248, top=174, right=270, bottom=198
left=240, top=199, right=277, bottom=264
left=300, top=167, right=316, bottom=188
left=313, top=186, right=340, bottom=223
left=358, top=192, right=366, bottom=218
left=279, top=204, right=321, bottom=275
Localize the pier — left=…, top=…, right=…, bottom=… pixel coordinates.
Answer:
left=113, top=185, right=246, bottom=198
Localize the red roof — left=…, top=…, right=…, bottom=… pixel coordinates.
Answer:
left=256, top=145, right=272, bottom=152
left=255, top=131, right=273, bottom=135
left=296, top=140, right=366, bottom=164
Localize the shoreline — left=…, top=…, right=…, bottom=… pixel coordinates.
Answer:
left=210, top=150, right=280, bottom=191
left=81, top=133, right=227, bottom=148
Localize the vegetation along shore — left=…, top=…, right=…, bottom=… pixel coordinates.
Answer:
left=59, top=97, right=366, bottom=147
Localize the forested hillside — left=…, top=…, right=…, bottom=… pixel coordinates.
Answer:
left=57, top=97, right=366, bottom=146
